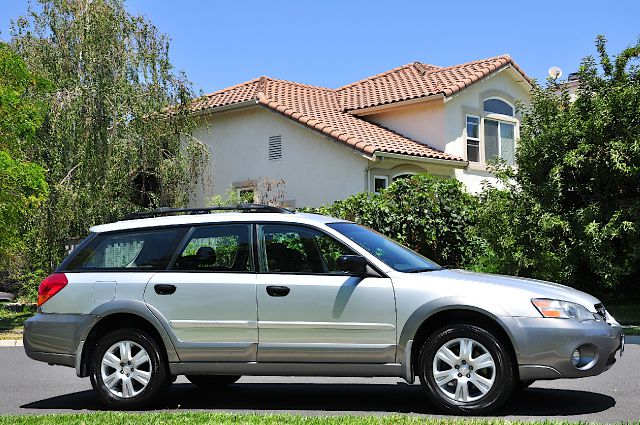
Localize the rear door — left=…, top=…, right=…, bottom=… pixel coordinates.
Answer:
left=255, top=223, right=397, bottom=363
left=144, top=223, right=258, bottom=362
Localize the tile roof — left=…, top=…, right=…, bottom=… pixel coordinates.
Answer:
left=190, top=55, right=529, bottom=161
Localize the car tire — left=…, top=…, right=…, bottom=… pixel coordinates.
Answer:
left=90, top=328, right=170, bottom=410
left=418, top=323, right=515, bottom=415
left=185, top=375, right=241, bottom=388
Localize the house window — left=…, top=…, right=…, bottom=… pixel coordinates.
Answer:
left=237, top=187, right=255, bottom=203
left=466, top=115, right=480, bottom=162
left=373, top=176, right=388, bottom=193
left=268, top=135, right=282, bottom=161
left=392, top=173, right=415, bottom=182
left=484, top=119, right=515, bottom=165
left=465, top=97, right=517, bottom=165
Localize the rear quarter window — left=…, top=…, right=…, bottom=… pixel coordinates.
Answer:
left=63, top=227, right=187, bottom=271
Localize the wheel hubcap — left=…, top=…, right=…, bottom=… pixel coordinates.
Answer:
left=100, top=340, right=152, bottom=398
left=432, top=337, right=496, bottom=402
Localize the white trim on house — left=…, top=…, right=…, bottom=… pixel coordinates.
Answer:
left=374, top=152, right=468, bottom=168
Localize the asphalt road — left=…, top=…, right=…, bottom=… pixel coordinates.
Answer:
left=1, top=345, right=639, bottom=422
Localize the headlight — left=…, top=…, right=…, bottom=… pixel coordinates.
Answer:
left=531, top=299, right=595, bottom=322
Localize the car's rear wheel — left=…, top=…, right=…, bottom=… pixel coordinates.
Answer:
left=90, top=328, right=169, bottom=409
left=418, top=324, right=515, bottom=415
left=185, top=375, right=241, bottom=388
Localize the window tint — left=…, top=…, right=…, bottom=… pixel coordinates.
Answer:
left=172, top=224, right=252, bottom=272
left=327, top=222, right=440, bottom=273
left=259, top=224, right=355, bottom=274
left=65, top=228, right=186, bottom=271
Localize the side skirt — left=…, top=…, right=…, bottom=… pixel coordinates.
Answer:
left=169, top=362, right=405, bottom=378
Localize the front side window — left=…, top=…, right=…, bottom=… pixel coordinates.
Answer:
left=64, top=228, right=187, bottom=271
left=172, top=224, right=253, bottom=272
left=484, top=119, right=515, bottom=165
left=327, top=222, right=440, bottom=273
left=374, top=176, right=388, bottom=193
left=259, top=224, right=355, bottom=274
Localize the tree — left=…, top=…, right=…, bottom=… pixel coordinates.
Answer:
left=483, top=36, right=640, bottom=297
left=0, top=42, right=49, bottom=273
left=10, top=0, right=209, bottom=271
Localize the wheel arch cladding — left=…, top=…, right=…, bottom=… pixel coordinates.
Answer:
left=79, top=301, right=179, bottom=377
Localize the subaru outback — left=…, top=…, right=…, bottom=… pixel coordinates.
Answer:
left=24, top=204, right=624, bottom=414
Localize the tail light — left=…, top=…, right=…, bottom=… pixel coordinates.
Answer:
left=37, top=273, right=68, bottom=306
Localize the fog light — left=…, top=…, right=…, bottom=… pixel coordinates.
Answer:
left=571, top=349, right=581, bottom=366
left=571, top=344, right=598, bottom=370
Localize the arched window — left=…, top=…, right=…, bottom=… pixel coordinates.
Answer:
left=392, top=173, right=416, bottom=182
left=483, top=98, right=514, bottom=116
left=465, top=97, right=517, bottom=166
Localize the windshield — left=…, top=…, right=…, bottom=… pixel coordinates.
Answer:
left=327, top=222, right=441, bottom=273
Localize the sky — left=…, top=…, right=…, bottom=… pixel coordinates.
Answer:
left=1, top=0, right=639, bottom=96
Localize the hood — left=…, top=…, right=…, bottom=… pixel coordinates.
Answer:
left=425, top=269, right=602, bottom=313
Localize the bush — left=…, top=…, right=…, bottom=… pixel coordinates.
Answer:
left=304, top=174, right=479, bottom=268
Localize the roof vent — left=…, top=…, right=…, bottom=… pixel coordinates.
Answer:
left=268, top=135, right=282, bottom=161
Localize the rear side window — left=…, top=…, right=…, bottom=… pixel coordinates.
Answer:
left=172, top=224, right=253, bottom=272
left=64, top=228, right=187, bottom=271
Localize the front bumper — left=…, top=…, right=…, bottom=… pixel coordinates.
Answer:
left=23, top=312, right=96, bottom=369
left=511, top=316, right=623, bottom=381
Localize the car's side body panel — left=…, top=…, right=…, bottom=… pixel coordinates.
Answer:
left=255, top=274, right=396, bottom=363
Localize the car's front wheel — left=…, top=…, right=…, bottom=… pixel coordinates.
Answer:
left=418, top=324, right=515, bottom=415
left=90, top=328, right=170, bottom=409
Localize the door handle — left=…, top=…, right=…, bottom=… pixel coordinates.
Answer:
left=154, top=284, right=176, bottom=295
left=266, top=285, right=290, bottom=297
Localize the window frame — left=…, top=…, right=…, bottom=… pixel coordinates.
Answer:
left=463, top=96, right=519, bottom=165
left=465, top=114, right=481, bottom=163
left=373, top=175, right=388, bottom=193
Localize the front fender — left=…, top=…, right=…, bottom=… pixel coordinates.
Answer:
left=397, top=296, right=519, bottom=372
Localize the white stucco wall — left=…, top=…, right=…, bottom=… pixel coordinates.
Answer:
left=363, top=100, right=446, bottom=152
left=190, top=105, right=370, bottom=207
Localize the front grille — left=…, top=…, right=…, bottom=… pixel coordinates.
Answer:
left=594, top=303, right=608, bottom=321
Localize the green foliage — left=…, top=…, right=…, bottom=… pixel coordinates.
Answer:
left=9, top=0, right=209, bottom=274
left=305, top=174, right=478, bottom=268
left=0, top=43, right=49, bottom=276
left=510, top=35, right=640, bottom=295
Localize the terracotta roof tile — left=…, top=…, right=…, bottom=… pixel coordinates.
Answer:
left=190, top=55, right=530, bottom=161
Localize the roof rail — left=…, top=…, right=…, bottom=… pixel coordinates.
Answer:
left=122, top=204, right=293, bottom=221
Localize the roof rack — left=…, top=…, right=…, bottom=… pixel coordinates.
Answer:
left=122, top=204, right=293, bottom=221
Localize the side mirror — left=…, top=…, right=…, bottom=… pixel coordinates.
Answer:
left=336, top=255, right=369, bottom=276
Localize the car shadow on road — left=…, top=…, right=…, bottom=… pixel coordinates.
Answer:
left=21, top=382, right=615, bottom=416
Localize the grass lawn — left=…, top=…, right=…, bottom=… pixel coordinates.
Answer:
left=0, top=412, right=602, bottom=425
left=0, top=306, right=31, bottom=340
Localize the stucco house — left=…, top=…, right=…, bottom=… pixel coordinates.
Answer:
left=189, top=55, right=532, bottom=207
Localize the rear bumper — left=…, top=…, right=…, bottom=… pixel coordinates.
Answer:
left=511, top=316, right=623, bottom=380
left=23, top=312, right=96, bottom=369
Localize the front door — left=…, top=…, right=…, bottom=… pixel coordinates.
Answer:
left=144, top=223, right=257, bottom=362
left=255, top=223, right=396, bottom=363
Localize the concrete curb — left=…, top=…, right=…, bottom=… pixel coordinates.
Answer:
left=626, top=335, right=640, bottom=344
left=0, top=340, right=23, bottom=347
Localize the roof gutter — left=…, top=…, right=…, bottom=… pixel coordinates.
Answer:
left=374, top=152, right=468, bottom=168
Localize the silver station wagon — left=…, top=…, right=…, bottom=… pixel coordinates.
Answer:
left=24, top=204, right=624, bottom=414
